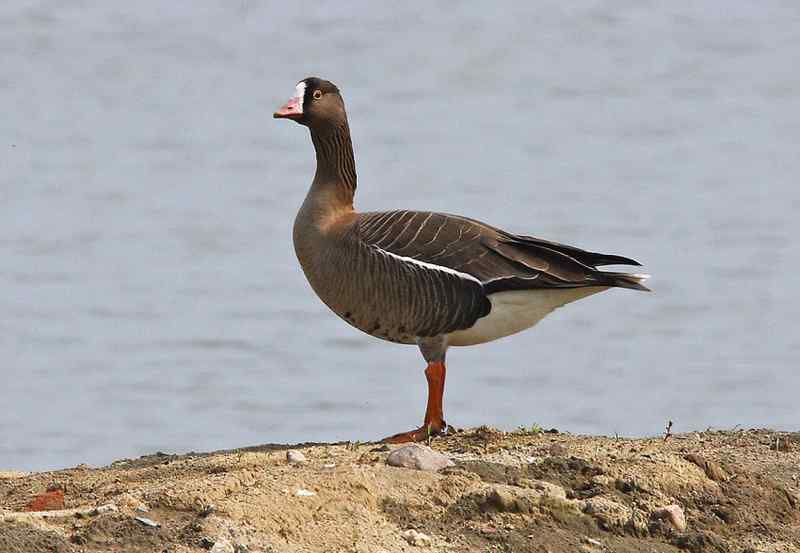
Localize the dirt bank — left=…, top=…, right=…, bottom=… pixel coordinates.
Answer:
left=2, top=428, right=799, bottom=553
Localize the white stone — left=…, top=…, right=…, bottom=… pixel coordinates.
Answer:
left=386, top=444, right=454, bottom=471
left=286, top=450, right=306, bottom=464
left=652, top=504, right=687, bottom=532
left=210, top=538, right=235, bottom=553
left=295, top=489, right=316, bottom=497
left=134, top=516, right=160, bottom=528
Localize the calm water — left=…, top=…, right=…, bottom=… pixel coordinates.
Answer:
left=2, top=2, right=799, bottom=471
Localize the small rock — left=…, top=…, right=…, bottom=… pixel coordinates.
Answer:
left=87, top=504, right=118, bottom=516
left=549, top=443, right=568, bottom=457
left=286, top=450, right=306, bottom=464
left=210, top=538, right=235, bottom=553
left=583, top=497, right=630, bottom=530
left=295, top=489, right=316, bottom=497
left=386, top=444, right=454, bottom=471
left=652, top=504, right=687, bottom=533
left=401, top=529, right=431, bottom=546
left=583, top=537, right=604, bottom=547
left=134, top=516, right=160, bottom=528
left=591, top=475, right=612, bottom=487
left=530, top=480, right=567, bottom=501
left=135, top=505, right=149, bottom=513
left=615, top=479, right=636, bottom=493
left=323, top=463, right=336, bottom=469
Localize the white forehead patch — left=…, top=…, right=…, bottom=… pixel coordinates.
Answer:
left=294, top=81, right=306, bottom=113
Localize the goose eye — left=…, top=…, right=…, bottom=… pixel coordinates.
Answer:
left=313, top=90, right=322, bottom=100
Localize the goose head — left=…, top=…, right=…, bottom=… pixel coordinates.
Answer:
left=274, top=77, right=346, bottom=128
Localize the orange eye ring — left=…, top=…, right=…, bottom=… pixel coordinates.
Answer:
left=313, top=90, right=322, bottom=100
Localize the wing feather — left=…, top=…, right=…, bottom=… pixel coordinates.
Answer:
left=358, top=210, right=649, bottom=294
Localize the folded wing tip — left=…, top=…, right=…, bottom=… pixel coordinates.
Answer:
left=605, top=272, right=651, bottom=292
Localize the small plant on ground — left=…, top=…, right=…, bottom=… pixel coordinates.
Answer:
left=514, top=423, right=543, bottom=435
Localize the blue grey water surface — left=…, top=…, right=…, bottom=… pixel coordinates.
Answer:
left=2, top=2, right=799, bottom=471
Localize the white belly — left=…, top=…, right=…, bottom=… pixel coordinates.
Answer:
left=447, top=287, right=608, bottom=346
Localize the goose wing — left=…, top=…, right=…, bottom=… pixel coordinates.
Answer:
left=357, top=210, right=649, bottom=294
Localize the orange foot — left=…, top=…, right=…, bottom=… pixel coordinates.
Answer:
left=382, top=421, right=447, bottom=444
left=383, top=360, right=449, bottom=444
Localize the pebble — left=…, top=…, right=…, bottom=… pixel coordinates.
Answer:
left=210, top=538, right=235, bottom=553
left=295, top=489, right=316, bottom=497
left=286, top=450, right=306, bottom=464
left=548, top=443, right=568, bottom=457
left=652, top=504, right=687, bottom=532
left=583, top=537, right=604, bottom=547
left=323, top=463, right=336, bottom=469
left=401, top=529, right=432, bottom=546
left=134, top=516, right=160, bottom=528
left=386, top=444, right=454, bottom=471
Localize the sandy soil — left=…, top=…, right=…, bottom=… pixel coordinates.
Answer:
left=1, top=427, right=799, bottom=553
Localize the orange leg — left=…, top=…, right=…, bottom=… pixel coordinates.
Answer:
left=383, top=361, right=447, bottom=443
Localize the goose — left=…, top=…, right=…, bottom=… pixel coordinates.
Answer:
left=274, top=77, right=649, bottom=443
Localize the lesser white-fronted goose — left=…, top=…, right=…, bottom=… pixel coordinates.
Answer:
left=275, top=77, right=649, bottom=443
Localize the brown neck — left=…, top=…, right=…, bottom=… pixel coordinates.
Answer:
left=309, top=121, right=357, bottom=210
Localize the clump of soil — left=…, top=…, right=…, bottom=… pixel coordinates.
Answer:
left=1, top=428, right=798, bottom=553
